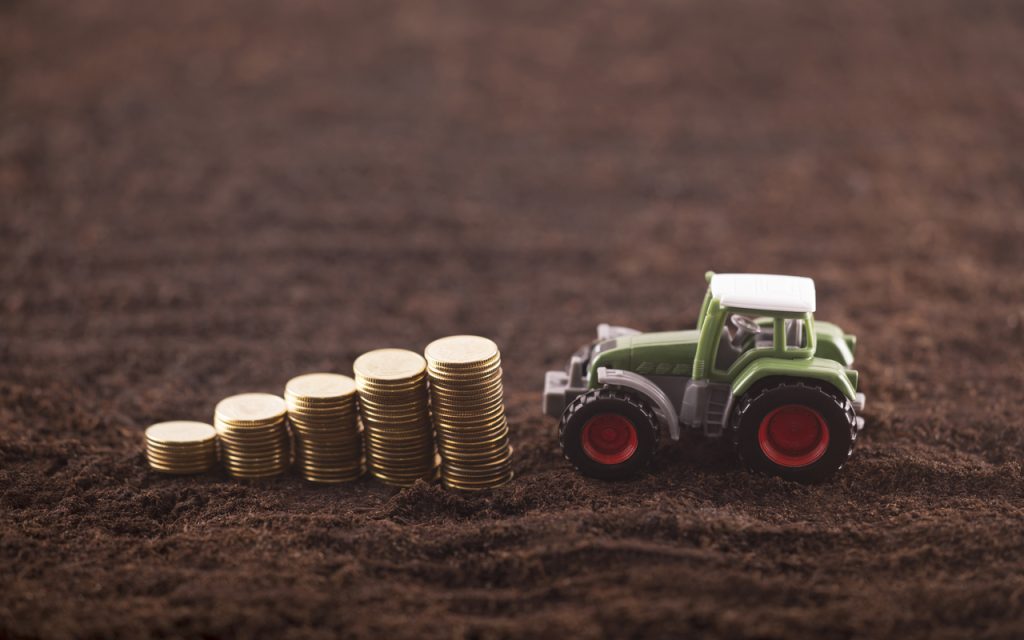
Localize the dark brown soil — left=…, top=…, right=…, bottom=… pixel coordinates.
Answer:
left=3, top=1, right=1024, bottom=638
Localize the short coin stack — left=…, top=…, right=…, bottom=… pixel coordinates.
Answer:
left=354, top=349, right=437, bottom=487
left=425, top=335, right=513, bottom=490
left=145, top=421, right=218, bottom=474
left=214, top=393, right=291, bottom=479
left=285, top=373, right=363, bottom=483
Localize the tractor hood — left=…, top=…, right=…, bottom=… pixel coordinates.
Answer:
left=589, top=330, right=701, bottom=381
left=813, top=321, right=857, bottom=368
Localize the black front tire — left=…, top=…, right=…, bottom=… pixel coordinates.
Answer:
left=731, top=380, right=856, bottom=483
left=559, top=388, right=659, bottom=480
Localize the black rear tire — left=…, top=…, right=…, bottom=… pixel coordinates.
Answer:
left=559, top=387, right=659, bottom=480
left=731, top=380, right=856, bottom=483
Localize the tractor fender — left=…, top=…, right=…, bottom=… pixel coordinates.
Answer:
left=730, top=357, right=857, bottom=403
left=597, top=367, right=681, bottom=440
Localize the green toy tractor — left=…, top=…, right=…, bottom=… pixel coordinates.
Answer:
left=543, top=272, right=866, bottom=483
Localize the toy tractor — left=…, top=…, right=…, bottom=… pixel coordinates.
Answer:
left=543, top=272, right=866, bottom=483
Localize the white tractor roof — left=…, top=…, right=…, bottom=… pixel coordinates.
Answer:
left=710, top=273, right=816, bottom=313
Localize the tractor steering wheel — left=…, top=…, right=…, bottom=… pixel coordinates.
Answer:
left=729, top=314, right=762, bottom=349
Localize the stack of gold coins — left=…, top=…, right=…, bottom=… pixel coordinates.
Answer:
left=214, top=393, right=291, bottom=479
left=285, top=373, right=363, bottom=483
left=145, top=421, right=218, bottom=474
left=425, top=335, right=513, bottom=490
left=354, top=349, right=437, bottom=487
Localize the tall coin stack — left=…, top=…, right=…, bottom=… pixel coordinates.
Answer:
left=145, top=421, right=218, bottom=474
left=425, top=335, right=513, bottom=490
left=214, top=393, right=291, bottom=479
left=285, top=373, right=363, bottom=483
left=354, top=349, right=437, bottom=487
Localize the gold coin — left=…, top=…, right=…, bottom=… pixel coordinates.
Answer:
left=145, top=421, right=217, bottom=446
left=289, top=422, right=359, bottom=434
left=435, top=431, right=508, bottom=447
left=146, top=447, right=217, bottom=461
left=222, top=462, right=289, bottom=475
left=443, top=458, right=512, bottom=474
left=225, top=468, right=287, bottom=479
left=430, top=383, right=503, bottom=396
left=365, top=446, right=435, bottom=460
left=289, top=418, right=359, bottom=429
left=299, top=457, right=364, bottom=471
left=356, top=371, right=427, bottom=386
left=354, top=349, right=426, bottom=382
left=363, top=429, right=434, bottom=443
left=148, top=462, right=215, bottom=475
left=366, top=455, right=434, bottom=468
left=444, top=448, right=511, bottom=464
left=358, top=414, right=432, bottom=429
left=357, top=399, right=429, bottom=413
left=428, top=363, right=501, bottom=379
left=286, top=393, right=357, bottom=406
left=216, top=434, right=289, bottom=450
left=285, top=372, right=357, bottom=401
left=365, top=449, right=435, bottom=463
left=214, top=421, right=287, bottom=435
left=300, top=459, right=364, bottom=471
left=434, top=424, right=507, bottom=439
left=432, top=411, right=507, bottom=429
left=218, top=438, right=287, bottom=453
left=301, top=472, right=363, bottom=484
left=221, top=460, right=289, bottom=472
left=144, top=442, right=218, bottom=457
left=298, top=451, right=361, bottom=461
left=297, top=454, right=361, bottom=466
left=295, top=440, right=362, bottom=453
left=430, top=399, right=505, bottom=417
left=359, top=412, right=429, bottom=425
left=293, top=441, right=361, bottom=453
left=429, top=387, right=504, bottom=402
left=220, top=449, right=290, bottom=464
left=289, top=423, right=359, bottom=436
left=145, top=433, right=217, bottom=446
left=215, top=393, right=287, bottom=425
left=358, top=415, right=431, bottom=428
left=148, top=447, right=217, bottom=458
left=289, top=413, right=359, bottom=425
left=442, top=467, right=513, bottom=483
left=442, top=471, right=513, bottom=491
left=438, top=439, right=510, bottom=456
left=424, top=335, right=499, bottom=366
left=429, top=383, right=503, bottom=398
left=369, top=469, right=435, bottom=487
left=302, top=467, right=365, bottom=478
left=287, top=399, right=358, bottom=412
left=441, top=449, right=512, bottom=466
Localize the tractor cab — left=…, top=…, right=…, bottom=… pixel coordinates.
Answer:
left=695, top=272, right=818, bottom=380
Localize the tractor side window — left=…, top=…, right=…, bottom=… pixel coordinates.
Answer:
left=715, top=313, right=774, bottom=370
left=785, top=319, right=806, bottom=349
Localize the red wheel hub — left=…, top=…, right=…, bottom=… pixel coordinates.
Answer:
left=581, top=414, right=638, bottom=465
left=758, top=405, right=829, bottom=468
